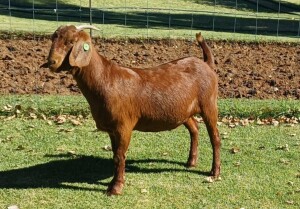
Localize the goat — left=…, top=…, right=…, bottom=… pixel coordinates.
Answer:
left=41, top=25, right=221, bottom=195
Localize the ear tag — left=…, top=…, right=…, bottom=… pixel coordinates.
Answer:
left=83, top=43, right=90, bottom=51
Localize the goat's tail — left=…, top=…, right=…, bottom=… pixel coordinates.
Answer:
left=195, top=32, right=214, bottom=69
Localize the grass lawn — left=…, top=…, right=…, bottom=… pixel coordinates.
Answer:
left=1, top=95, right=300, bottom=119
left=0, top=96, right=300, bottom=208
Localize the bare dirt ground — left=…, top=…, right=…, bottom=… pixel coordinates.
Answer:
left=0, top=35, right=299, bottom=99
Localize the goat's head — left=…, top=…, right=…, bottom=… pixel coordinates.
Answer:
left=41, top=25, right=99, bottom=72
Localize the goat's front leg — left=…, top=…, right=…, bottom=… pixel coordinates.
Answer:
left=107, top=130, right=132, bottom=195
left=184, top=117, right=199, bottom=168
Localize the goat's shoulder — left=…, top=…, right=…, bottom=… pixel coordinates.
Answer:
left=102, top=60, right=141, bottom=83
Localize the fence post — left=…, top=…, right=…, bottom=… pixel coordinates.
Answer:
left=8, top=0, right=12, bottom=36
left=277, top=0, right=281, bottom=38
left=89, top=0, right=92, bottom=37
left=32, top=0, right=35, bottom=40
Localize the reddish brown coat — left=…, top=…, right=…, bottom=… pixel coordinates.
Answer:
left=42, top=25, right=221, bottom=195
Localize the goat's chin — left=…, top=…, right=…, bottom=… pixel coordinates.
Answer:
left=49, top=62, right=69, bottom=73
left=49, top=67, right=58, bottom=72
left=49, top=66, right=63, bottom=73
left=51, top=69, right=60, bottom=73
left=50, top=58, right=73, bottom=73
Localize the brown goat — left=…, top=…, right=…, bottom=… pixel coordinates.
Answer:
left=41, top=25, right=221, bottom=195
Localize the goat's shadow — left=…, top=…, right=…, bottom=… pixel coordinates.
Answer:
left=0, top=154, right=209, bottom=192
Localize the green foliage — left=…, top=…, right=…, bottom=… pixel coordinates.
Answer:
left=219, top=99, right=300, bottom=119
left=0, top=0, right=299, bottom=42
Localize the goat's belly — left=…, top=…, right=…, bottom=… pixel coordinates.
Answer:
left=134, top=118, right=186, bottom=132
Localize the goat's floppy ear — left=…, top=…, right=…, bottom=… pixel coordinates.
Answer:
left=69, top=32, right=92, bottom=68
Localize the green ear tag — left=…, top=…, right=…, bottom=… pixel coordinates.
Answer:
left=83, top=43, right=90, bottom=51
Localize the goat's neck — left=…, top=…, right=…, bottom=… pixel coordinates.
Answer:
left=73, top=48, right=109, bottom=101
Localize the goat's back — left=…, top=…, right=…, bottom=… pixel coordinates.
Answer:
left=129, top=56, right=218, bottom=131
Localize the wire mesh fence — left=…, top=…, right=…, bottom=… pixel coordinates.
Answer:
left=0, top=0, right=299, bottom=41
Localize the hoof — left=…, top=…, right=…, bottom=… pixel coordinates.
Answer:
left=186, top=158, right=197, bottom=168
left=186, top=162, right=196, bottom=168
left=210, top=167, right=220, bottom=177
left=106, top=182, right=124, bottom=196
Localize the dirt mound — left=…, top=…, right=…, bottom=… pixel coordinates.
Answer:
left=0, top=36, right=299, bottom=99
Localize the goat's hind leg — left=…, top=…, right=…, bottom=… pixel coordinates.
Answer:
left=184, top=117, right=199, bottom=168
left=202, top=105, right=221, bottom=178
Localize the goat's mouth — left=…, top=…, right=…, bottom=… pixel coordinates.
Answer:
left=40, top=59, right=62, bottom=72
left=42, top=51, right=72, bottom=72
left=46, top=59, right=64, bottom=72
left=50, top=58, right=72, bottom=73
left=49, top=64, right=60, bottom=72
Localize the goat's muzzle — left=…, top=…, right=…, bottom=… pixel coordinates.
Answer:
left=40, top=59, right=56, bottom=67
left=40, top=60, right=61, bottom=72
left=41, top=46, right=67, bottom=72
left=40, top=59, right=62, bottom=72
